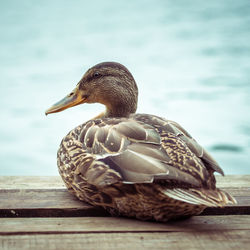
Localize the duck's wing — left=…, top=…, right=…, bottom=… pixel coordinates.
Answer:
left=136, top=114, right=225, bottom=175
left=131, top=114, right=237, bottom=206
left=60, top=115, right=219, bottom=189
left=58, top=115, right=236, bottom=207
left=166, top=119, right=224, bottom=176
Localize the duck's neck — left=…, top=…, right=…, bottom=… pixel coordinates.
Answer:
left=100, top=95, right=137, bottom=118
left=92, top=107, right=135, bottom=120
left=105, top=105, right=135, bottom=118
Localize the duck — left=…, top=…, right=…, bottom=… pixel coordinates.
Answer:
left=45, top=62, right=236, bottom=222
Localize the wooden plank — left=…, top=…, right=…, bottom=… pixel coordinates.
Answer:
left=0, top=189, right=109, bottom=217
left=0, top=192, right=248, bottom=217
left=0, top=175, right=249, bottom=189
left=0, top=176, right=250, bottom=217
left=1, top=176, right=249, bottom=250
left=0, top=176, right=65, bottom=190
left=216, top=175, right=250, bottom=188
left=1, top=175, right=250, bottom=189
left=1, top=215, right=250, bottom=234
left=1, top=230, right=250, bottom=250
left=0, top=189, right=89, bottom=209
left=1, top=188, right=248, bottom=209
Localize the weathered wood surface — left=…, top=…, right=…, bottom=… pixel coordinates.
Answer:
left=1, top=216, right=250, bottom=250
left=0, top=215, right=250, bottom=234
left=1, top=230, right=250, bottom=250
left=1, top=218, right=250, bottom=250
left=0, top=175, right=250, bottom=250
left=1, top=175, right=249, bottom=189
left=0, top=175, right=250, bottom=217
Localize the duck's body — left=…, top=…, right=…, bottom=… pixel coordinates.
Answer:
left=46, top=62, right=236, bottom=221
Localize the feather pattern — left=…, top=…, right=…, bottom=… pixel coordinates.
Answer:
left=57, top=113, right=236, bottom=221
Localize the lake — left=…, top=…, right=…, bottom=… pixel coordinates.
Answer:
left=0, top=0, right=249, bottom=175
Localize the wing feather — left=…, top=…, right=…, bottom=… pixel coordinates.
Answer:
left=74, top=115, right=224, bottom=188
left=163, top=188, right=236, bottom=206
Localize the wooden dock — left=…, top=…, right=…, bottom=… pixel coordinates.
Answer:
left=0, top=175, right=250, bottom=250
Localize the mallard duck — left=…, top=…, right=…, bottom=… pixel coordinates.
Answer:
left=45, top=62, right=236, bottom=222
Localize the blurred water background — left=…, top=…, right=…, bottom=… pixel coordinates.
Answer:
left=0, top=0, right=250, bottom=175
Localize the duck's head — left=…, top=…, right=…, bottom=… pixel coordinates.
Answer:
left=45, top=62, right=138, bottom=118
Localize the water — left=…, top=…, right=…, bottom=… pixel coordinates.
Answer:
left=0, top=0, right=250, bottom=175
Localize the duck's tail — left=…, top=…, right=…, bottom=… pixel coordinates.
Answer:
left=163, top=187, right=237, bottom=207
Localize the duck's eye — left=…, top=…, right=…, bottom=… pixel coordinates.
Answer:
left=94, top=72, right=100, bottom=78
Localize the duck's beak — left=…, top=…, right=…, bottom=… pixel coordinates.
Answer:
left=45, top=85, right=87, bottom=115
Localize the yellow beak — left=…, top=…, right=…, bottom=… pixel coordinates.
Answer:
left=45, top=86, right=87, bottom=115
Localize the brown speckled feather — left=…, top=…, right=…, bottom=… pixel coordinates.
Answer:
left=57, top=113, right=236, bottom=221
